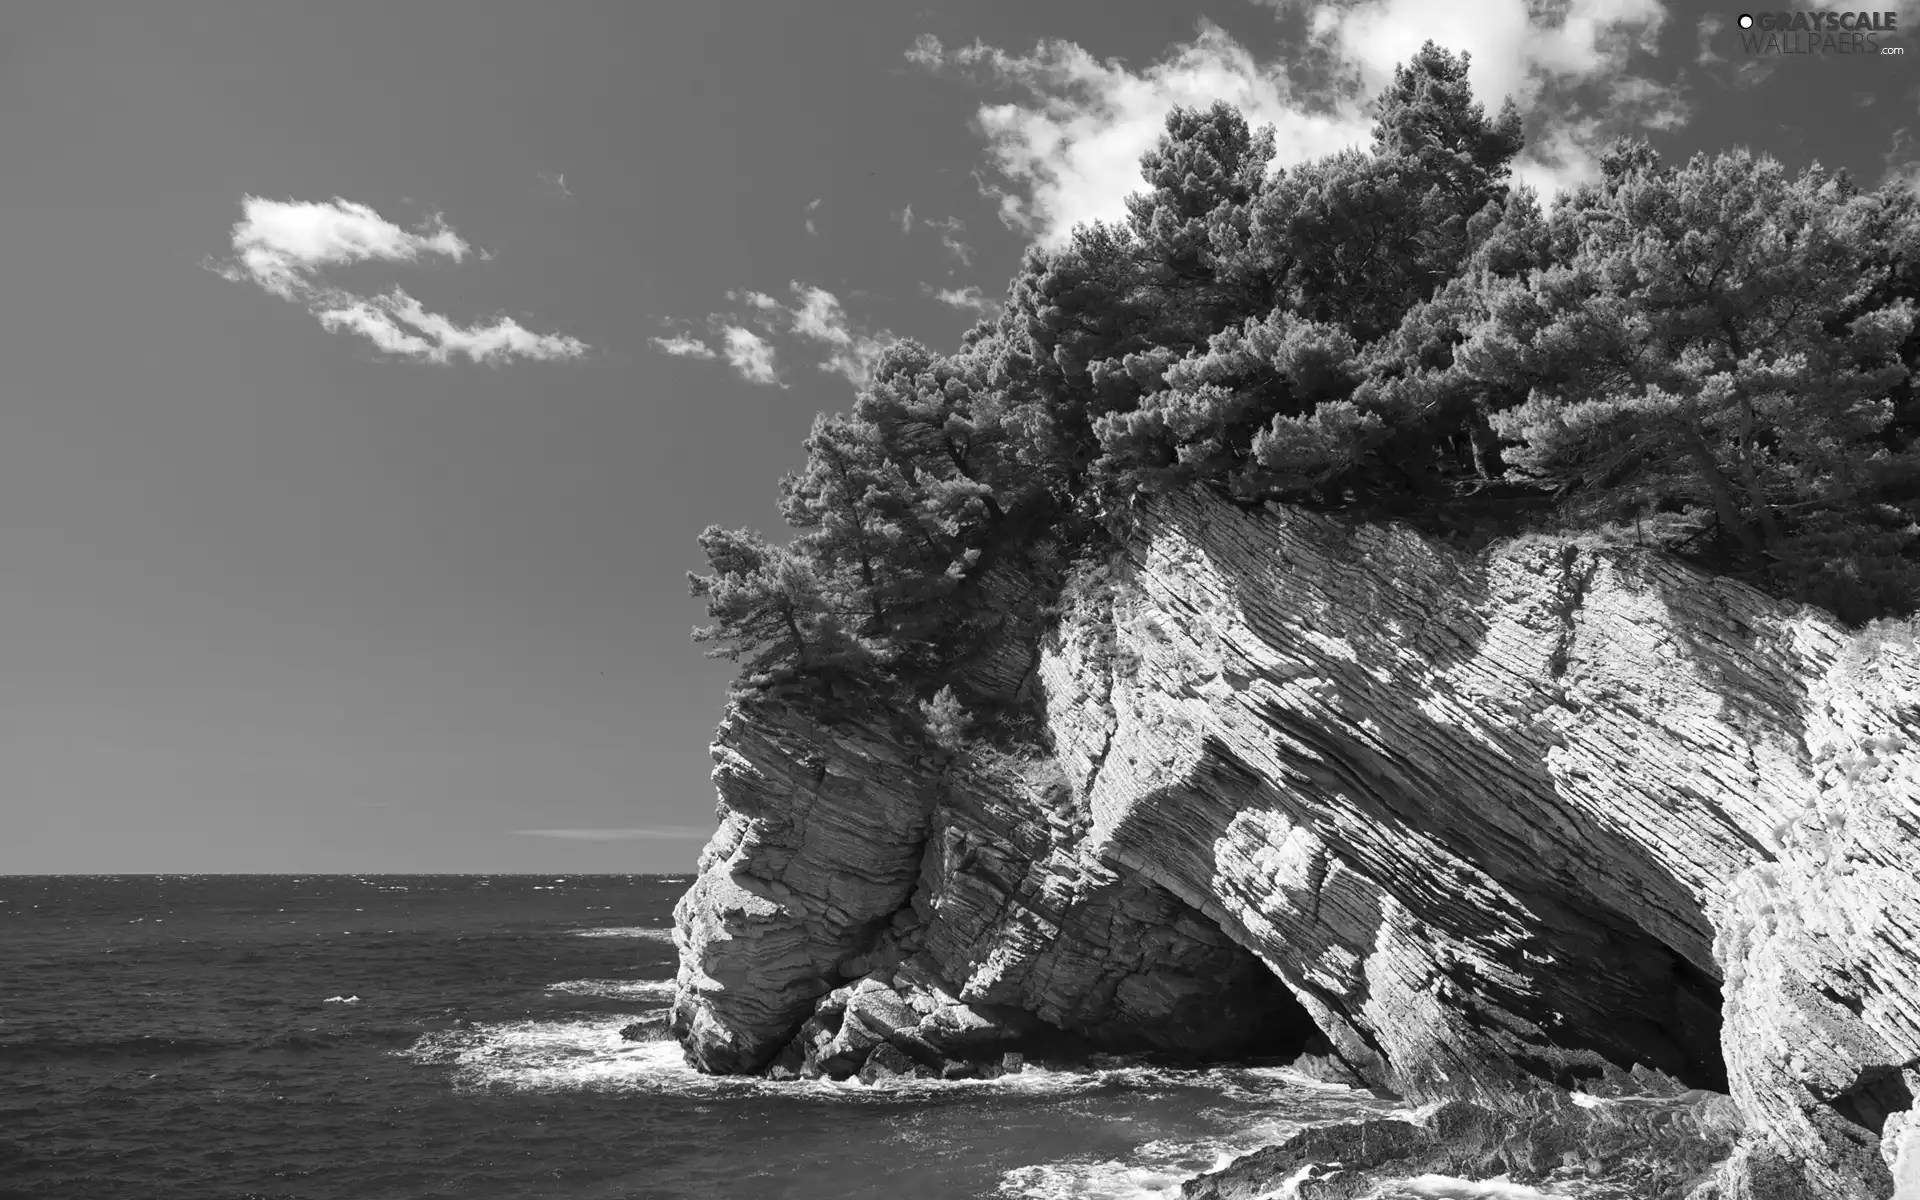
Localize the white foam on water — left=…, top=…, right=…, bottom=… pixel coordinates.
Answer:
left=998, top=1158, right=1199, bottom=1199
left=998, top=1156, right=1585, bottom=1200
left=323, top=995, right=361, bottom=1004
left=398, top=1016, right=1402, bottom=1110
left=994, top=1119, right=1314, bottom=1199
left=1378, top=1176, right=1574, bottom=1199
left=1268, top=1161, right=1324, bottom=1199
left=569, top=926, right=676, bottom=941
left=544, top=978, right=677, bottom=1002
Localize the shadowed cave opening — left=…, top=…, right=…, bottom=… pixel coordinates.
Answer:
left=1100, top=952, right=1324, bottom=1066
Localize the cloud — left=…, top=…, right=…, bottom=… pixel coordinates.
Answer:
left=805, top=196, right=823, bottom=237
left=922, top=215, right=975, bottom=265
left=1881, top=127, right=1920, bottom=196
left=313, top=290, right=586, bottom=365
left=650, top=333, right=718, bottom=358
left=211, top=195, right=585, bottom=364
left=720, top=325, right=783, bottom=386
left=896, top=203, right=916, bottom=233
left=514, top=827, right=711, bottom=841
left=925, top=283, right=1000, bottom=314
left=786, top=284, right=893, bottom=383
left=653, top=281, right=896, bottom=388
left=909, top=5, right=1684, bottom=246
left=218, top=195, right=472, bottom=300
left=538, top=170, right=573, bottom=199
left=1696, top=13, right=1724, bottom=63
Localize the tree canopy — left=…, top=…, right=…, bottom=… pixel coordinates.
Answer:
left=691, top=41, right=1920, bottom=725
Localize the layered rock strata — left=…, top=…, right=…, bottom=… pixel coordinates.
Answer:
left=671, top=488, right=1920, bottom=1198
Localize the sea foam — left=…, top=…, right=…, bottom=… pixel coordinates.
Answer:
left=397, top=1014, right=1397, bottom=1111
left=544, top=978, right=677, bottom=1001
left=568, top=926, right=676, bottom=942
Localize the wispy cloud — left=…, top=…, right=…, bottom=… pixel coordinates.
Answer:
left=1696, top=13, right=1725, bottom=63
left=788, top=284, right=892, bottom=383
left=210, top=195, right=585, bottom=364
left=805, top=197, right=823, bottom=237
left=895, top=203, right=916, bottom=233
left=909, top=3, right=1683, bottom=247
left=514, top=827, right=711, bottom=841
left=650, top=333, right=718, bottom=359
left=925, top=283, right=999, bottom=314
left=1882, top=127, right=1920, bottom=196
left=652, top=281, right=896, bottom=388
left=921, top=215, right=974, bottom=265
left=538, top=170, right=573, bottom=200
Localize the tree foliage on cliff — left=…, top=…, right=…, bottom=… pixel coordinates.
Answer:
left=692, top=41, right=1920, bottom=714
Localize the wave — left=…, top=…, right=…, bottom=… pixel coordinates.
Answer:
left=1378, top=1177, right=1578, bottom=1199
left=998, top=1158, right=1214, bottom=1199
left=997, top=1130, right=1301, bottom=1199
left=396, top=1016, right=1408, bottom=1115
left=544, top=979, right=677, bottom=1002
left=999, top=1150, right=1594, bottom=1200
left=569, top=926, right=676, bottom=941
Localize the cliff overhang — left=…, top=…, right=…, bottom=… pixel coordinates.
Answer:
left=670, top=488, right=1920, bottom=1199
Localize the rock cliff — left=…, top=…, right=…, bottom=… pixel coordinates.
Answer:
left=671, top=488, right=1920, bottom=1198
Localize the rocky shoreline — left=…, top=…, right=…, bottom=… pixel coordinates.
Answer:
left=668, top=489, right=1920, bottom=1199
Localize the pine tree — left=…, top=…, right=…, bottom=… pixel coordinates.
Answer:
left=1459, top=144, right=1920, bottom=611
left=687, top=526, right=876, bottom=697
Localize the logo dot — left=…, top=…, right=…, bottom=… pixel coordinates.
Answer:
left=1737, top=12, right=1753, bottom=27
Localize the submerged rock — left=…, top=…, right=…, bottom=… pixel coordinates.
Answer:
left=670, top=488, right=1920, bottom=1196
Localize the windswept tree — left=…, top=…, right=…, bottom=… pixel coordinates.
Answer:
left=1458, top=142, right=1920, bottom=616
left=687, top=526, right=875, bottom=698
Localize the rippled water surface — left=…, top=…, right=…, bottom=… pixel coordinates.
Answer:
left=1, top=875, right=1598, bottom=1199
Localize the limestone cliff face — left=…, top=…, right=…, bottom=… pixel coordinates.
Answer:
left=671, top=489, right=1920, bottom=1198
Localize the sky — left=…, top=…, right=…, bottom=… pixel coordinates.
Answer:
left=0, top=0, right=1915, bottom=874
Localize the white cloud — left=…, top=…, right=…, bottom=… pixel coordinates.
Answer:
left=655, top=281, right=895, bottom=388
left=218, top=195, right=471, bottom=300
left=1696, top=13, right=1724, bottom=63
left=805, top=196, right=823, bottom=237
left=650, top=333, right=718, bottom=358
left=1882, top=127, right=1920, bottom=196
left=538, top=170, right=573, bottom=199
left=326, top=289, right=585, bottom=365
left=926, top=283, right=1000, bottom=314
left=896, top=203, right=916, bottom=233
left=211, top=194, right=585, bottom=364
left=911, top=26, right=1363, bottom=245
left=720, top=325, right=783, bottom=386
left=514, top=827, right=711, bottom=841
left=315, top=300, right=435, bottom=358
left=785, top=283, right=892, bottom=384
left=910, top=4, right=1684, bottom=246
left=922, top=215, right=975, bottom=265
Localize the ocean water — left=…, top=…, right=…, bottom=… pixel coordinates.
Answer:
left=1, top=875, right=1597, bottom=1200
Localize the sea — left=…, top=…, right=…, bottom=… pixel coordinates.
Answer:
left=0, top=874, right=1589, bottom=1200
